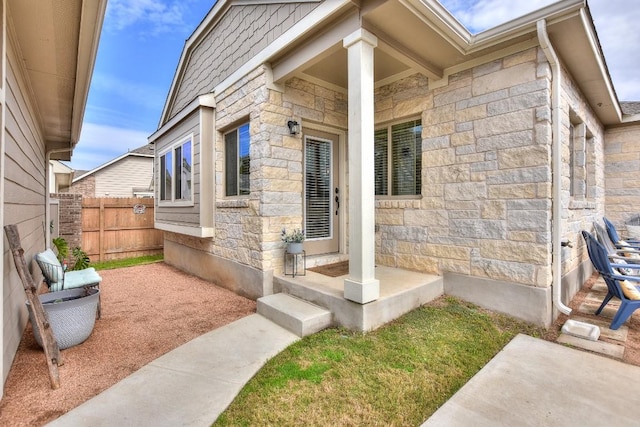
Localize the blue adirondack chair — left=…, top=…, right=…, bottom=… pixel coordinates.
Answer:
left=593, top=222, right=640, bottom=265
left=582, top=230, right=640, bottom=330
left=603, top=217, right=640, bottom=247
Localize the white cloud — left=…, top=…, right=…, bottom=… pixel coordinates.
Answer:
left=105, top=0, right=193, bottom=37
left=70, top=123, right=151, bottom=171
left=588, top=0, right=640, bottom=101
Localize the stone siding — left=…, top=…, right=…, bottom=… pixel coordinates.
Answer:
left=172, top=68, right=349, bottom=277
left=375, top=48, right=554, bottom=287
left=559, top=62, right=605, bottom=275
left=164, top=44, right=609, bottom=304
left=604, top=123, right=640, bottom=234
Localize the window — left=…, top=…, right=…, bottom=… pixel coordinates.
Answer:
left=569, top=112, right=595, bottom=201
left=160, top=135, right=193, bottom=203
left=225, top=123, right=250, bottom=196
left=374, top=119, right=422, bottom=196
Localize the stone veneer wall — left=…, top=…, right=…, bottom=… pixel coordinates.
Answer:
left=166, top=47, right=608, bottom=308
left=558, top=62, right=605, bottom=277
left=375, top=46, right=606, bottom=291
left=604, top=123, right=640, bottom=234
left=171, top=68, right=349, bottom=280
left=376, top=47, right=555, bottom=288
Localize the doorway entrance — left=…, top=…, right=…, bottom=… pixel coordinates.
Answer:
left=303, top=129, right=340, bottom=256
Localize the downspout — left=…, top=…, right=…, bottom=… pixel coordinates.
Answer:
left=537, top=19, right=572, bottom=316
left=45, top=148, right=72, bottom=248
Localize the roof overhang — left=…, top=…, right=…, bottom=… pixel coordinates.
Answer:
left=7, top=0, right=107, bottom=160
left=163, top=0, right=625, bottom=128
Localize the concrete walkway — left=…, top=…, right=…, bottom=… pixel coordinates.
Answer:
left=47, top=312, right=640, bottom=426
left=47, top=314, right=299, bottom=427
left=423, top=334, right=640, bottom=426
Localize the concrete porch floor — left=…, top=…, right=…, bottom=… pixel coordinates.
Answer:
left=273, top=264, right=443, bottom=331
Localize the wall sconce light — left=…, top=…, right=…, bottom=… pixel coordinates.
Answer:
left=287, top=120, right=300, bottom=135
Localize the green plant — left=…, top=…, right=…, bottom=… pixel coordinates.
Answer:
left=70, top=247, right=90, bottom=271
left=281, top=228, right=305, bottom=243
left=91, top=254, right=163, bottom=271
left=51, top=237, right=69, bottom=263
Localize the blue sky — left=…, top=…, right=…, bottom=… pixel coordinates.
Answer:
left=68, top=0, right=640, bottom=171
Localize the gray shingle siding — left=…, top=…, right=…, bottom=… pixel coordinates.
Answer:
left=168, top=2, right=319, bottom=120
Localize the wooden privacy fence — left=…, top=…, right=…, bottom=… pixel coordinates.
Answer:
left=81, top=198, right=163, bottom=262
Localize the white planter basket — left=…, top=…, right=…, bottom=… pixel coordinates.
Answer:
left=26, top=288, right=99, bottom=350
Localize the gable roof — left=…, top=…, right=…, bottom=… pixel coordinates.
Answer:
left=160, top=0, right=626, bottom=127
left=73, top=144, right=154, bottom=183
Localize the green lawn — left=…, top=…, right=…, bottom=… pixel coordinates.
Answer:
left=91, top=254, right=163, bottom=271
left=214, top=297, right=544, bottom=426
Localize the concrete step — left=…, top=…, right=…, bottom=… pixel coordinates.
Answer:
left=257, top=293, right=332, bottom=337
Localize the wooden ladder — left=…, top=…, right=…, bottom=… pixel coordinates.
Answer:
left=5, top=224, right=62, bottom=389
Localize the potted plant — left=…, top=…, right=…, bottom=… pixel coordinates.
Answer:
left=281, top=228, right=305, bottom=254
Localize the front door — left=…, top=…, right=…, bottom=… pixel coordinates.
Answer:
left=303, top=130, right=340, bottom=255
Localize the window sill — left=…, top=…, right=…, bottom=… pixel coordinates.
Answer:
left=568, top=199, right=596, bottom=210
left=158, top=200, right=194, bottom=208
left=217, top=199, right=250, bottom=209
left=155, top=222, right=214, bottom=238
left=375, top=197, right=422, bottom=209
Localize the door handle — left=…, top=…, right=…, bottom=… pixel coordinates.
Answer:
left=335, top=188, right=339, bottom=215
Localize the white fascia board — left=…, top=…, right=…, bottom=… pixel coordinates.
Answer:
left=150, top=93, right=216, bottom=143
left=468, top=0, right=584, bottom=52
left=400, top=0, right=472, bottom=54
left=72, top=0, right=108, bottom=145
left=403, top=0, right=584, bottom=55
left=214, top=0, right=353, bottom=96
left=578, top=8, right=621, bottom=122
left=155, top=221, right=214, bottom=238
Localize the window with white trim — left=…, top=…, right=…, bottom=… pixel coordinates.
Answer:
left=374, top=118, right=422, bottom=196
left=569, top=111, right=595, bottom=201
left=224, top=123, right=250, bottom=197
left=160, top=135, right=193, bottom=203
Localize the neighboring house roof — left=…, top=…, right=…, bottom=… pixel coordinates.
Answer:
left=159, top=0, right=626, bottom=128
left=73, top=144, right=155, bottom=183
left=9, top=0, right=107, bottom=160
left=49, top=160, right=74, bottom=192
left=621, top=102, right=640, bottom=116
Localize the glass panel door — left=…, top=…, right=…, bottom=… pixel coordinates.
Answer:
left=304, top=132, right=339, bottom=255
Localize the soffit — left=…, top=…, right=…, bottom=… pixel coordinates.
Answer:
left=546, top=11, right=621, bottom=125
left=290, top=0, right=540, bottom=90
left=282, top=0, right=620, bottom=125
left=8, top=0, right=106, bottom=158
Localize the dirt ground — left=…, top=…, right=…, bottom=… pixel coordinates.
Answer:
left=0, top=262, right=256, bottom=426
left=0, top=264, right=639, bottom=426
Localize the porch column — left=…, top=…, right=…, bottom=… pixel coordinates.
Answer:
left=343, top=28, right=379, bottom=304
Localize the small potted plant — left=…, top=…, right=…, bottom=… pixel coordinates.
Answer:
left=281, top=228, right=305, bottom=254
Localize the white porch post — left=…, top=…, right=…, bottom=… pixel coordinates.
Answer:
left=343, top=28, right=379, bottom=304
